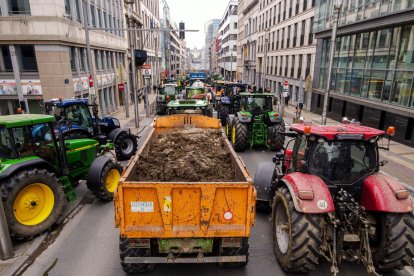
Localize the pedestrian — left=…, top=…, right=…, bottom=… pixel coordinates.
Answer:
left=152, top=85, right=157, bottom=94
left=285, top=93, right=290, bottom=106
left=258, top=87, right=263, bottom=93
left=253, top=85, right=257, bottom=93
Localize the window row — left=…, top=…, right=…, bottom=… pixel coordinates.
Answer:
left=256, top=17, right=314, bottom=54
left=264, top=54, right=313, bottom=80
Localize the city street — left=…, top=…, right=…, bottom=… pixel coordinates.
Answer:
left=20, top=120, right=411, bottom=276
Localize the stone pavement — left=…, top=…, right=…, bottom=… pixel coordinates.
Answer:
left=282, top=103, right=414, bottom=190
left=0, top=92, right=158, bottom=276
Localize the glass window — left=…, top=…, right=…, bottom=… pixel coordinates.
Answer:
left=79, top=49, right=85, bottom=71
left=366, top=31, right=376, bottom=68
left=373, top=29, right=390, bottom=69
left=397, top=24, right=414, bottom=70
left=392, top=71, right=413, bottom=106
left=18, top=45, right=37, bottom=71
left=74, top=0, right=81, bottom=22
left=382, top=71, right=394, bottom=102
left=7, top=0, right=30, bottom=15
left=368, top=70, right=385, bottom=100
left=350, top=69, right=364, bottom=96
left=389, top=27, right=401, bottom=69
left=344, top=69, right=352, bottom=93
left=70, top=47, right=77, bottom=71
left=90, top=5, right=96, bottom=27
left=64, top=0, right=71, bottom=15
left=1, top=46, right=13, bottom=72
left=292, top=135, right=307, bottom=172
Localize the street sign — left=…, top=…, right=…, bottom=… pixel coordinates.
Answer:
left=283, top=80, right=289, bottom=90
left=142, top=64, right=152, bottom=79
left=118, top=83, right=124, bottom=91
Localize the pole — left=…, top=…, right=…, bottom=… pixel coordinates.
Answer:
left=280, top=85, right=284, bottom=118
left=83, top=1, right=96, bottom=107
left=128, top=16, right=139, bottom=128
left=321, top=6, right=340, bottom=125
left=9, top=46, right=27, bottom=113
left=262, top=29, right=269, bottom=89
left=0, top=199, right=13, bottom=260
left=145, top=78, right=150, bottom=117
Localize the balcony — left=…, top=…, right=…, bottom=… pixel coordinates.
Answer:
left=243, top=60, right=256, bottom=67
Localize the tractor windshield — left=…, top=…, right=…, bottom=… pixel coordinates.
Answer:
left=186, top=88, right=205, bottom=99
left=159, top=86, right=177, bottom=95
left=243, top=97, right=273, bottom=113
left=308, top=140, right=377, bottom=184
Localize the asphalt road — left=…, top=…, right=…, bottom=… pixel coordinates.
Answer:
left=22, top=123, right=411, bottom=276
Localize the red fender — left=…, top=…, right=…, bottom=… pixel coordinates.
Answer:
left=360, top=173, right=413, bottom=213
left=282, top=172, right=335, bottom=213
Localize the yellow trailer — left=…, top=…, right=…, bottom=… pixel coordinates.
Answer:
left=114, top=114, right=256, bottom=273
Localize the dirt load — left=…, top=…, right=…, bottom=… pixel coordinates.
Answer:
left=135, top=127, right=235, bottom=182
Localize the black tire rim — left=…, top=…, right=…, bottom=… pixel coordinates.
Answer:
left=121, top=139, right=134, bottom=154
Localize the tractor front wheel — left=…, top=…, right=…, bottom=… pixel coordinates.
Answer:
left=373, top=212, right=414, bottom=271
left=87, top=157, right=122, bottom=201
left=1, top=169, right=65, bottom=239
left=272, top=186, right=322, bottom=273
left=268, top=123, right=286, bottom=151
left=120, top=237, right=155, bottom=274
left=114, top=131, right=138, bottom=161
left=231, top=118, right=248, bottom=152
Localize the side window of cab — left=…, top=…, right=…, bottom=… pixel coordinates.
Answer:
left=291, top=135, right=307, bottom=172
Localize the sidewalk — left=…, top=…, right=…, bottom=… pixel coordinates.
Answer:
left=109, top=92, right=157, bottom=132
left=0, top=93, right=158, bottom=276
left=283, top=103, right=414, bottom=190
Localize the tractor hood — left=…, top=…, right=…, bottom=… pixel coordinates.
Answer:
left=167, top=99, right=208, bottom=109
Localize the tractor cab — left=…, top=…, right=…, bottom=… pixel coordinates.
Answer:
left=239, top=93, right=274, bottom=115
left=156, top=84, right=179, bottom=115
left=281, top=121, right=394, bottom=187
left=185, top=86, right=206, bottom=99
left=224, top=83, right=248, bottom=97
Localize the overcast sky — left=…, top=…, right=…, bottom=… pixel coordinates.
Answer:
left=163, top=0, right=229, bottom=49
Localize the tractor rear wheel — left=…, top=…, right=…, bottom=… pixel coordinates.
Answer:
left=1, top=169, right=64, bottom=239
left=218, top=238, right=249, bottom=267
left=225, top=116, right=233, bottom=139
left=114, top=131, right=137, bottom=161
left=87, top=157, right=122, bottom=201
left=218, top=104, right=230, bottom=126
left=268, top=123, right=286, bottom=151
left=272, top=186, right=322, bottom=273
left=231, top=118, right=249, bottom=152
left=373, top=212, right=414, bottom=271
left=120, top=237, right=155, bottom=274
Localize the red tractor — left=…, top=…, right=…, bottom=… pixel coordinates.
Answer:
left=254, top=120, right=414, bottom=275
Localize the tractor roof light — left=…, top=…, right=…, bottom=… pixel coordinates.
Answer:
left=342, top=117, right=350, bottom=124
left=304, top=126, right=312, bottom=136
left=387, top=126, right=396, bottom=137
left=395, top=189, right=409, bottom=200
left=298, top=190, right=314, bottom=200
left=298, top=117, right=305, bottom=123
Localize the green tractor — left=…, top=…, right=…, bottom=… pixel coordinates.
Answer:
left=167, top=85, right=213, bottom=117
left=156, top=84, right=180, bottom=115
left=0, top=114, right=122, bottom=239
left=226, top=93, right=285, bottom=151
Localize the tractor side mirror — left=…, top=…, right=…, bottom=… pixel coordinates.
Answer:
left=379, top=160, right=388, bottom=167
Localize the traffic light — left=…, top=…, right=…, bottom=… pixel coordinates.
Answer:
left=134, top=49, right=147, bottom=66
left=179, top=22, right=185, bottom=40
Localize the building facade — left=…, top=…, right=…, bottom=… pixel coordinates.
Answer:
left=204, top=19, right=220, bottom=71
left=312, top=0, right=414, bottom=146
left=218, top=0, right=238, bottom=81
left=254, top=0, right=316, bottom=106
left=0, top=0, right=128, bottom=115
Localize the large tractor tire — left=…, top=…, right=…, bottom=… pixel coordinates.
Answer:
left=112, top=130, right=138, bottom=161
left=120, top=237, right=155, bottom=273
left=268, top=123, right=286, bottom=151
left=1, top=169, right=65, bottom=239
left=218, top=104, right=230, bottom=126
left=218, top=237, right=249, bottom=267
left=86, top=157, right=122, bottom=201
left=225, top=116, right=233, bottom=140
left=272, top=186, right=322, bottom=273
left=373, top=212, right=414, bottom=271
left=230, top=118, right=249, bottom=152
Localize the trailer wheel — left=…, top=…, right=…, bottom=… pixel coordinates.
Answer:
left=231, top=118, right=248, bottom=152
left=218, top=104, right=230, bottom=126
left=87, top=157, right=122, bottom=201
left=272, top=186, right=322, bottom=273
left=120, top=237, right=155, bottom=274
left=373, top=212, right=414, bottom=271
left=218, top=238, right=249, bottom=267
left=268, top=123, right=285, bottom=151
left=1, top=169, right=64, bottom=239
left=225, top=116, right=233, bottom=139
left=114, top=131, right=137, bottom=161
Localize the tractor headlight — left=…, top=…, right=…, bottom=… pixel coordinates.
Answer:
left=112, top=118, right=120, bottom=127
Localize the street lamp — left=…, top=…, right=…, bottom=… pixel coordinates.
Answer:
left=321, top=0, right=342, bottom=125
